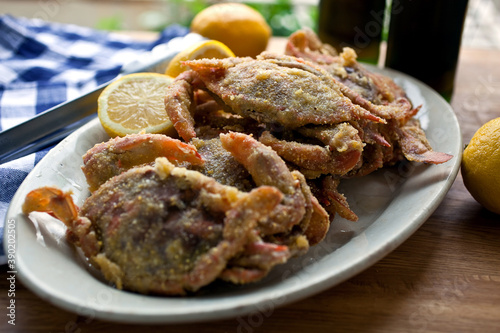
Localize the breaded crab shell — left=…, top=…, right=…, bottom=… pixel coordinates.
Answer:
left=23, top=132, right=330, bottom=295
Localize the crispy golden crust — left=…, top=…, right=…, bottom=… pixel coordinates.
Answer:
left=80, top=158, right=284, bottom=294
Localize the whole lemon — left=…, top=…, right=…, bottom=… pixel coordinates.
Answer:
left=461, top=117, right=500, bottom=214
left=190, top=3, right=271, bottom=57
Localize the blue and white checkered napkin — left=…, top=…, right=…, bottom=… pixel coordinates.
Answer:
left=0, top=14, right=189, bottom=263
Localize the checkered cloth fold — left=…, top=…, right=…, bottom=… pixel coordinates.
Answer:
left=0, top=15, right=189, bottom=263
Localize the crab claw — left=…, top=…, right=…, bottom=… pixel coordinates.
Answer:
left=220, top=131, right=330, bottom=244
left=82, top=133, right=204, bottom=191
left=22, top=187, right=100, bottom=257
left=259, top=124, right=364, bottom=177
left=220, top=131, right=298, bottom=195
left=220, top=131, right=307, bottom=233
left=22, top=187, right=78, bottom=226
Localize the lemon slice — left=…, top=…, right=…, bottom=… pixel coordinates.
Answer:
left=164, top=39, right=235, bottom=77
left=98, top=73, right=176, bottom=138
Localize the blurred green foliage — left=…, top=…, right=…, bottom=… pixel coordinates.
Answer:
left=247, top=0, right=318, bottom=36
left=96, top=0, right=318, bottom=37
left=168, top=0, right=207, bottom=26
left=96, top=14, right=123, bottom=31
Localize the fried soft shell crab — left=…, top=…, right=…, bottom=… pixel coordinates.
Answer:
left=22, top=29, right=452, bottom=295
left=23, top=133, right=328, bottom=295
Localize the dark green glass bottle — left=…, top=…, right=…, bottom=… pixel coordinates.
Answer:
left=384, top=0, right=469, bottom=101
left=318, top=0, right=386, bottom=64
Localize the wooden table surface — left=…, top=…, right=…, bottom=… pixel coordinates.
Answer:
left=2, top=36, right=500, bottom=333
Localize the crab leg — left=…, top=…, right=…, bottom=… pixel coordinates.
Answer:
left=337, top=80, right=418, bottom=124
left=164, top=70, right=199, bottom=142
left=350, top=119, right=391, bottom=147
left=294, top=170, right=330, bottom=245
left=397, top=119, right=453, bottom=164
left=285, top=28, right=338, bottom=64
left=82, top=133, right=204, bottom=191
left=322, top=176, right=359, bottom=222
left=220, top=241, right=291, bottom=284
left=228, top=241, right=290, bottom=269
left=298, top=123, right=364, bottom=153
left=259, top=129, right=363, bottom=176
left=346, top=144, right=386, bottom=178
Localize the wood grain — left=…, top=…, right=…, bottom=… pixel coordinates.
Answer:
left=2, top=38, right=500, bottom=333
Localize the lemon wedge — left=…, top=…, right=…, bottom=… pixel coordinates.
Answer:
left=164, top=39, right=235, bottom=77
left=98, top=73, right=176, bottom=138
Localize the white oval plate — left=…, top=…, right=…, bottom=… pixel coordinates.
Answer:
left=5, top=67, right=462, bottom=324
